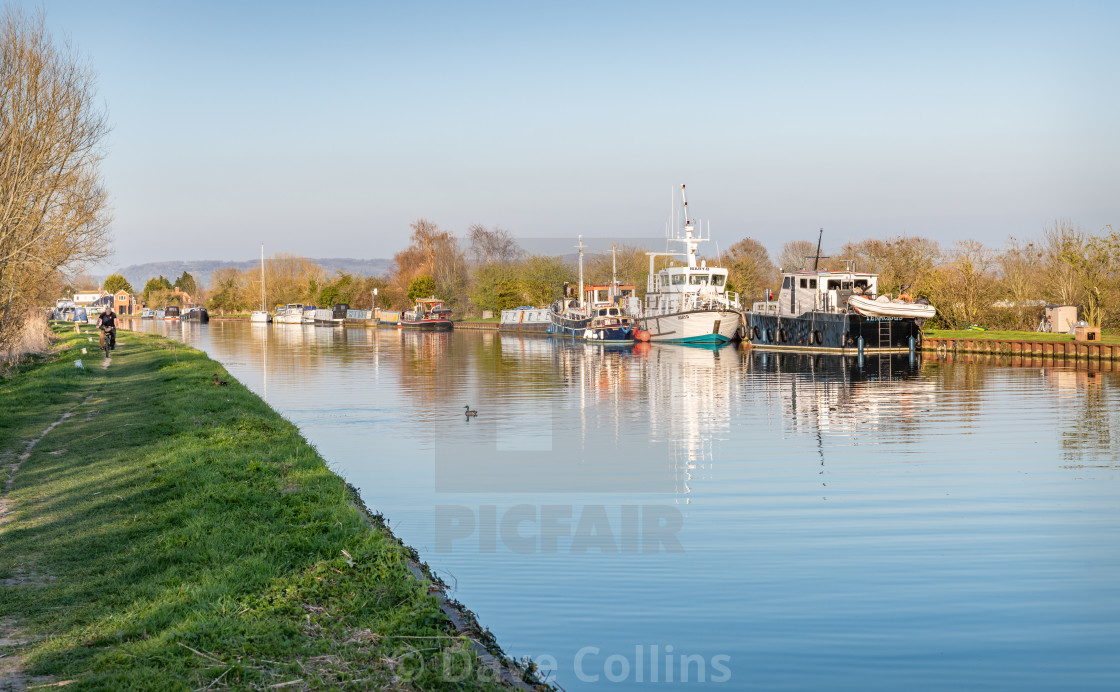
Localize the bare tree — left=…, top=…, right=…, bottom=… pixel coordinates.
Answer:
left=997, top=237, right=1045, bottom=329
left=777, top=240, right=816, bottom=272
left=927, top=240, right=997, bottom=328
left=467, top=224, right=521, bottom=265
left=1, top=8, right=111, bottom=353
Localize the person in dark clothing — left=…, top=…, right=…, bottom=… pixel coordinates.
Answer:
left=96, top=306, right=117, bottom=351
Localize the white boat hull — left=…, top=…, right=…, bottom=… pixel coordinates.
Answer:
left=250, top=310, right=272, bottom=323
left=848, top=295, right=936, bottom=320
left=640, top=310, right=741, bottom=343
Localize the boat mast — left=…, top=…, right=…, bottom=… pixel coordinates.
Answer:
left=611, top=244, right=618, bottom=299
left=260, top=243, right=266, bottom=310
left=577, top=235, right=584, bottom=309
left=811, top=228, right=829, bottom=271
left=681, top=184, right=697, bottom=269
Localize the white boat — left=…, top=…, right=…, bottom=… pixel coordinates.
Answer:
left=638, top=185, right=742, bottom=343
left=275, top=304, right=305, bottom=324
left=848, top=294, right=936, bottom=320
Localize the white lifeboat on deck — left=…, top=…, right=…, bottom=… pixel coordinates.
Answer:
left=848, top=294, right=936, bottom=320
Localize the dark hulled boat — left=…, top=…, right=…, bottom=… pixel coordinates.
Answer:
left=743, top=267, right=933, bottom=353
left=399, top=298, right=453, bottom=331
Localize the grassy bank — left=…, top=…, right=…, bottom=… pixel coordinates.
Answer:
left=0, top=325, right=539, bottom=690
left=924, top=328, right=1120, bottom=343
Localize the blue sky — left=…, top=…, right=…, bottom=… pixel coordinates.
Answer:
left=31, top=0, right=1120, bottom=271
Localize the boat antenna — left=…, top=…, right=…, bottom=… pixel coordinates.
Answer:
left=811, top=228, right=830, bottom=271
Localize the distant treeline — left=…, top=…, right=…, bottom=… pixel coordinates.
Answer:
left=193, top=220, right=1118, bottom=330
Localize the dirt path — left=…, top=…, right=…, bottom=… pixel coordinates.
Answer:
left=0, top=395, right=93, bottom=691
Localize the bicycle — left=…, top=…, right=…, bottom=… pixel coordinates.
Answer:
left=99, top=325, right=116, bottom=358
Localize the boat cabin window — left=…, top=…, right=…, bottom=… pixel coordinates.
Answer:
left=799, top=278, right=807, bottom=288
left=810, top=279, right=817, bottom=289
left=711, top=274, right=726, bottom=287
left=782, top=277, right=791, bottom=289
left=854, top=280, right=870, bottom=292
left=826, top=279, right=853, bottom=290
left=689, top=273, right=709, bottom=285
left=671, top=273, right=686, bottom=286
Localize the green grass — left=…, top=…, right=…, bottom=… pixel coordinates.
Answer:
left=0, top=326, right=537, bottom=690
left=924, top=328, right=1120, bottom=343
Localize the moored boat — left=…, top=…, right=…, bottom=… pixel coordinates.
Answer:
left=250, top=310, right=272, bottom=323
left=549, top=238, right=640, bottom=339
left=275, top=304, right=305, bottom=324
left=312, top=304, right=347, bottom=325
left=500, top=306, right=551, bottom=333
left=743, top=262, right=934, bottom=353
left=141, top=308, right=154, bottom=319
left=399, top=298, right=453, bottom=330
left=163, top=306, right=181, bottom=321
left=638, top=185, right=742, bottom=344
left=182, top=306, right=209, bottom=323
left=583, top=304, right=639, bottom=342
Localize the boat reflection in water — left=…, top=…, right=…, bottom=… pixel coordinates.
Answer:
left=433, top=336, right=750, bottom=501
left=749, top=351, right=933, bottom=436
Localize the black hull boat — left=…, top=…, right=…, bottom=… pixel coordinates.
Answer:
left=182, top=307, right=209, bottom=323
left=745, top=310, right=922, bottom=351
left=548, top=299, right=592, bottom=337
left=400, top=297, right=454, bottom=331
left=744, top=265, right=934, bottom=353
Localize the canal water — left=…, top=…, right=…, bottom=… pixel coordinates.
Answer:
left=127, top=320, right=1120, bottom=690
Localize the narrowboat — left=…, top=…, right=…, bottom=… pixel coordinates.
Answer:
left=399, top=298, right=453, bottom=330
left=182, top=306, right=209, bottom=323
left=499, top=306, right=551, bottom=334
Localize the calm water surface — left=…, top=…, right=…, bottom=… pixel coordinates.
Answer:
left=128, top=320, right=1120, bottom=690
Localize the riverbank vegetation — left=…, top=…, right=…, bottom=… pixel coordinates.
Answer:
left=0, top=325, right=540, bottom=690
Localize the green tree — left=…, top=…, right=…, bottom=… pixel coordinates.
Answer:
left=103, top=273, right=132, bottom=294
left=1055, top=225, right=1119, bottom=328
left=205, top=267, right=244, bottom=313
left=471, top=263, right=521, bottom=313
left=724, top=237, right=776, bottom=300
left=142, top=276, right=173, bottom=303
left=174, top=271, right=197, bottom=296
left=407, top=275, right=437, bottom=303
left=518, top=254, right=573, bottom=306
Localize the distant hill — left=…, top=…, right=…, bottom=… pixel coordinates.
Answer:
left=111, top=258, right=393, bottom=290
